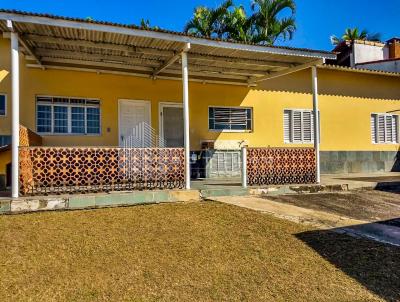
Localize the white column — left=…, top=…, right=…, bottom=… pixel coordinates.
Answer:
left=11, top=32, right=20, bottom=198
left=241, top=147, right=247, bottom=188
left=181, top=48, right=190, bottom=189
left=311, top=66, right=320, bottom=183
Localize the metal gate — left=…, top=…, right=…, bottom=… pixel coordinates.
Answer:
left=190, top=149, right=242, bottom=179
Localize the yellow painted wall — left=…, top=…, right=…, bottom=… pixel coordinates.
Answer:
left=0, top=38, right=11, bottom=135
left=0, top=149, right=10, bottom=174
left=0, top=37, right=399, bottom=154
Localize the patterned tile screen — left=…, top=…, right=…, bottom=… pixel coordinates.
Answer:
left=247, top=147, right=316, bottom=185
left=19, top=147, right=185, bottom=195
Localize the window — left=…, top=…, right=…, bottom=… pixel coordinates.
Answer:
left=371, top=113, right=399, bottom=144
left=209, top=107, right=252, bottom=131
left=0, top=94, right=6, bottom=116
left=0, top=135, right=11, bottom=147
left=284, top=109, right=319, bottom=143
left=36, top=96, right=101, bottom=135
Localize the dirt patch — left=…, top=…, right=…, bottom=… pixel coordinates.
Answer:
left=337, top=176, right=400, bottom=183
left=266, top=189, right=400, bottom=221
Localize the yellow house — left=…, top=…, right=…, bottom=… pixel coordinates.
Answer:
left=0, top=10, right=399, bottom=196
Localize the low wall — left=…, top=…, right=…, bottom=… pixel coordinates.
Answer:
left=19, top=147, right=185, bottom=196
left=247, top=147, right=316, bottom=185
left=320, top=151, right=400, bottom=174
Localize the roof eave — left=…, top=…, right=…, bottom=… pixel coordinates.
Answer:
left=0, top=10, right=336, bottom=60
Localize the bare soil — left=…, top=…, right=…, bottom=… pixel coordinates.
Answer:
left=267, top=189, right=400, bottom=221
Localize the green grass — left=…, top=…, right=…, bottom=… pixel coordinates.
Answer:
left=0, top=201, right=398, bottom=301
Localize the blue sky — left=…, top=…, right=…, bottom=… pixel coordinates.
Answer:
left=1, top=0, right=399, bottom=51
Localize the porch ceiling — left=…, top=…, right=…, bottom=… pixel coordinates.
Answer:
left=0, top=9, right=336, bottom=86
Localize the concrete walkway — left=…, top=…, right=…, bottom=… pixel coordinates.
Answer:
left=320, top=172, right=400, bottom=190
left=214, top=195, right=400, bottom=247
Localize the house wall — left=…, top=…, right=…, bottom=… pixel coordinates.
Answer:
left=353, top=42, right=385, bottom=65
left=0, top=37, right=400, bottom=176
left=356, top=59, right=400, bottom=73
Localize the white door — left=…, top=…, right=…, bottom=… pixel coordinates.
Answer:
left=118, top=100, right=151, bottom=147
left=160, top=103, right=184, bottom=147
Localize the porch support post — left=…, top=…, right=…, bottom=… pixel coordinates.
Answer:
left=311, top=66, right=320, bottom=183
left=9, top=24, right=20, bottom=198
left=241, top=146, right=247, bottom=188
left=181, top=43, right=191, bottom=189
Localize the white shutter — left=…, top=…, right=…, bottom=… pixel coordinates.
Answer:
left=378, top=115, right=385, bottom=143
left=393, top=115, right=399, bottom=143
left=283, top=110, right=291, bottom=142
left=385, top=115, right=393, bottom=143
left=303, top=111, right=312, bottom=142
left=293, top=111, right=302, bottom=142
left=370, top=114, right=377, bottom=143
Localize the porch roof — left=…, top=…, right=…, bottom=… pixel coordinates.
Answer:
left=0, top=9, right=336, bottom=86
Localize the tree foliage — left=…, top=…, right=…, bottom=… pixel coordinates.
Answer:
left=330, top=28, right=381, bottom=45
left=184, top=0, right=297, bottom=45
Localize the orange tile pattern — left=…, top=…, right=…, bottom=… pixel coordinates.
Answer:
left=247, top=147, right=316, bottom=185
left=19, top=147, right=185, bottom=195
left=19, top=125, right=43, bottom=147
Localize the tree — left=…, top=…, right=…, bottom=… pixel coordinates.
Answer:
left=140, top=19, right=159, bottom=31
left=330, top=28, right=381, bottom=45
left=184, top=0, right=297, bottom=45
left=224, top=6, right=253, bottom=43
left=249, top=0, right=296, bottom=45
left=184, top=0, right=234, bottom=38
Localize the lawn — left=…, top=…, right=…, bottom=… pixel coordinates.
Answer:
left=0, top=201, right=399, bottom=301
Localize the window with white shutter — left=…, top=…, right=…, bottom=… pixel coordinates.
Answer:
left=370, top=114, right=377, bottom=143
left=371, top=113, right=399, bottom=144
left=284, top=109, right=319, bottom=144
left=209, top=107, right=252, bottom=131
left=283, top=110, right=291, bottom=142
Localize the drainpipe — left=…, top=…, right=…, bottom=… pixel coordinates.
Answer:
left=181, top=43, right=191, bottom=190
left=8, top=21, right=20, bottom=198
left=311, top=66, right=320, bottom=183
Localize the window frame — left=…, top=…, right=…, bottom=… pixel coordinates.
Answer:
left=208, top=105, right=253, bottom=133
left=35, top=95, right=101, bottom=136
left=0, top=94, right=7, bottom=117
left=283, top=108, right=320, bottom=144
left=371, top=112, right=399, bottom=144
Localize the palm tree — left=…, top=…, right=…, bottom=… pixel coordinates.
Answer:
left=224, top=6, right=253, bottom=43
left=184, top=0, right=297, bottom=45
left=330, top=28, right=381, bottom=45
left=140, top=19, right=159, bottom=31
left=249, top=0, right=296, bottom=45
left=184, top=0, right=233, bottom=38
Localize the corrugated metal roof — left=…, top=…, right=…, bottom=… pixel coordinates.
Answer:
left=0, top=9, right=335, bottom=55
left=321, top=64, right=400, bottom=77
left=0, top=8, right=337, bottom=85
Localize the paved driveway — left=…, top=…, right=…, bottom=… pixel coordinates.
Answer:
left=266, top=189, right=400, bottom=222
left=214, top=189, right=400, bottom=246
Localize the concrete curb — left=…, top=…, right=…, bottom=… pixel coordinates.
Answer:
left=0, top=189, right=201, bottom=214
left=0, top=183, right=352, bottom=215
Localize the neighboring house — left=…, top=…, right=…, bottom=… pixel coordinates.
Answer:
left=332, top=37, right=400, bottom=72
left=0, top=10, right=399, bottom=197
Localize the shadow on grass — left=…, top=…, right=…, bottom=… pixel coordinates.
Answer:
left=374, top=182, right=400, bottom=194
left=296, top=228, right=400, bottom=301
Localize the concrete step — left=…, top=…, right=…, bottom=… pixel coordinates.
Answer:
left=250, top=184, right=349, bottom=196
